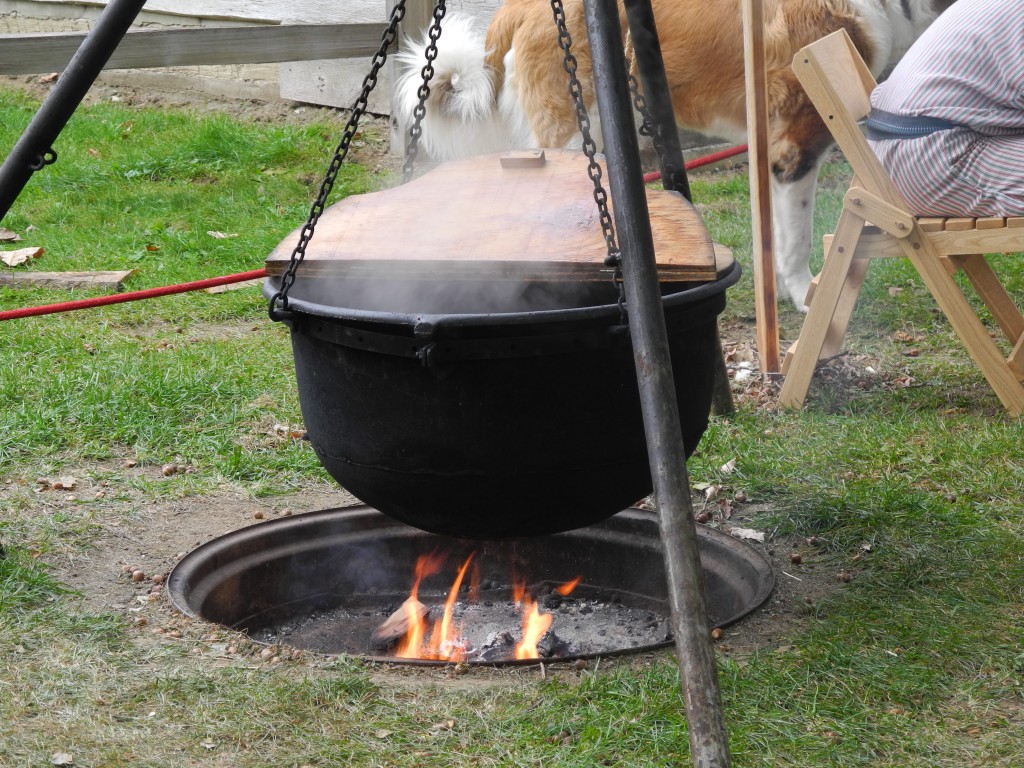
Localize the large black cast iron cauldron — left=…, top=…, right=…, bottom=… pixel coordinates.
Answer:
left=265, top=260, right=739, bottom=539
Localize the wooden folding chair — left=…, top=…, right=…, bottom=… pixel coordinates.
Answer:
left=778, top=29, right=1024, bottom=415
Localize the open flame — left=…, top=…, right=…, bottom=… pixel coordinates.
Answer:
left=512, top=581, right=552, bottom=659
left=555, top=575, right=582, bottom=596
left=396, top=552, right=475, bottom=661
left=390, top=553, right=580, bottom=662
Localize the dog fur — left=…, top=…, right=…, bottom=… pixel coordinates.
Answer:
left=395, top=0, right=957, bottom=309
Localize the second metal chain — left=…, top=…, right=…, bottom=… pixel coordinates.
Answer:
left=402, top=0, right=448, bottom=182
left=550, top=0, right=626, bottom=323
left=268, top=0, right=409, bottom=320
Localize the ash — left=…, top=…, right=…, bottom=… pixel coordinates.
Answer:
left=249, top=584, right=671, bottom=663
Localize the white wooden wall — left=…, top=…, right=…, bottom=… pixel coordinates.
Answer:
left=1, top=0, right=502, bottom=111
left=280, top=1, right=500, bottom=113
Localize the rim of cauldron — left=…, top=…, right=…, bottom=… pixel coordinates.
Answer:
left=264, top=259, right=741, bottom=330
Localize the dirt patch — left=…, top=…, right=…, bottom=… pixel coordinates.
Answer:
left=4, top=72, right=328, bottom=125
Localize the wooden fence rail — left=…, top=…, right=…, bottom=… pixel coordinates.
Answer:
left=0, top=23, right=390, bottom=75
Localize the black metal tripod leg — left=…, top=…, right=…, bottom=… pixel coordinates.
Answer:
left=585, top=0, right=733, bottom=765
left=622, top=0, right=734, bottom=416
left=0, top=0, right=147, bottom=222
left=710, top=326, right=735, bottom=416
left=622, top=0, right=690, bottom=201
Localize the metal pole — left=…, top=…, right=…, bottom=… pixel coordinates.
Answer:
left=621, top=0, right=734, bottom=417
left=582, top=1, right=732, bottom=766
left=0, top=0, right=147, bottom=222
left=620, top=0, right=689, bottom=201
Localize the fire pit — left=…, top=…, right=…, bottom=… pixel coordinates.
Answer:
left=167, top=504, right=774, bottom=665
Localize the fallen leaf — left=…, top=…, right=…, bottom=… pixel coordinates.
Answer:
left=146, top=244, right=160, bottom=252
left=718, top=498, right=733, bottom=519
left=720, top=458, right=737, bottom=474
left=0, top=228, right=20, bottom=242
left=207, top=231, right=239, bottom=239
left=2, top=246, right=44, bottom=267
left=39, top=73, right=59, bottom=84
left=375, top=729, right=392, bottom=739
left=50, top=754, right=73, bottom=766
left=200, top=740, right=217, bottom=750
left=727, top=526, right=765, bottom=542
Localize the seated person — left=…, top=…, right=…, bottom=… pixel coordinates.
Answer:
left=866, top=0, right=1024, bottom=217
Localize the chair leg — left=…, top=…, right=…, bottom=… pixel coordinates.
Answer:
left=953, top=254, right=1024, bottom=342
left=820, top=255, right=870, bottom=359
left=900, top=231, right=1024, bottom=415
left=1007, top=333, right=1024, bottom=379
left=779, top=209, right=864, bottom=408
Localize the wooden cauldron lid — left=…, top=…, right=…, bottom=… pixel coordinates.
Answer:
left=266, top=149, right=718, bottom=283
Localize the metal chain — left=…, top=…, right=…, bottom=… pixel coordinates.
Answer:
left=268, top=1, right=408, bottom=320
left=28, top=148, right=57, bottom=172
left=402, top=0, right=448, bottom=182
left=549, top=0, right=626, bottom=322
left=629, top=74, right=663, bottom=155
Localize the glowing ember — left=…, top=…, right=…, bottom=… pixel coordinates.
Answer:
left=388, top=554, right=581, bottom=661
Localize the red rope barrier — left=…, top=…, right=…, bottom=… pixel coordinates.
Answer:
left=0, top=268, right=268, bottom=322
left=643, top=143, right=749, bottom=184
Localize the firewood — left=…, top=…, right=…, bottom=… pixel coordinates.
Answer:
left=371, top=598, right=429, bottom=649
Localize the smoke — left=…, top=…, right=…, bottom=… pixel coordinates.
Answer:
left=278, top=272, right=625, bottom=317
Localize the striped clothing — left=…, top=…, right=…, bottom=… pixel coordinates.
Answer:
left=868, top=0, right=1024, bottom=216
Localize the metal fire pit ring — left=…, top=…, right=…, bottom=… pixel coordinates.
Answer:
left=167, top=505, right=774, bottom=666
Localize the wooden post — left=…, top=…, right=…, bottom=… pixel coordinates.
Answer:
left=741, top=0, right=780, bottom=373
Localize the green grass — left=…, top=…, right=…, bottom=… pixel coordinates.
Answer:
left=3, top=85, right=1024, bottom=766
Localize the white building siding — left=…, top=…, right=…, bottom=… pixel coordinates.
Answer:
left=1, top=0, right=501, bottom=110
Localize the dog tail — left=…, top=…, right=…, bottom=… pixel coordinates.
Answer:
left=395, top=13, right=511, bottom=160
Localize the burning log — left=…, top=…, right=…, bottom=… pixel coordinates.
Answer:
left=477, top=631, right=517, bottom=663
left=371, top=598, right=429, bottom=649
left=536, top=629, right=571, bottom=659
